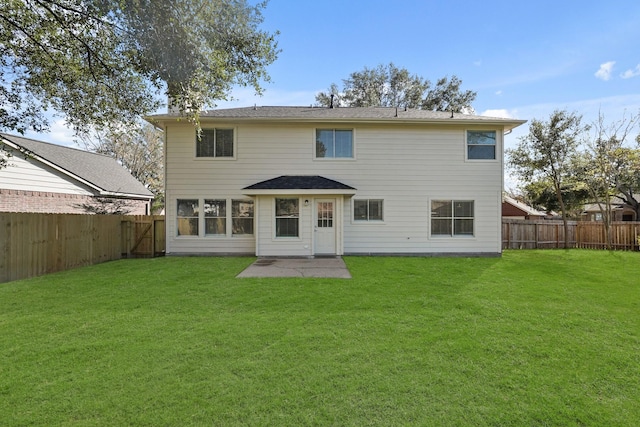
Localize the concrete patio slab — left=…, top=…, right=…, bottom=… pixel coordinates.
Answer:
left=237, top=257, right=351, bottom=279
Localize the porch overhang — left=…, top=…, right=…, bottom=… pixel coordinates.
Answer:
left=242, top=175, right=357, bottom=196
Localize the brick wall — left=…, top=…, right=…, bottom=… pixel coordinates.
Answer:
left=502, top=202, right=527, bottom=218
left=0, top=189, right=149, bottom=214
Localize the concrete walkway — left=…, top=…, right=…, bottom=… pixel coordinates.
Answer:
left=237, top=257, right=351, bottom=279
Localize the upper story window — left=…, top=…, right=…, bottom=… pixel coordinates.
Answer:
left=316, top=129, right=353, bottom=158
left=197, top=128, right=234, bottom=158
left=467, top=130, right=496, bottom=160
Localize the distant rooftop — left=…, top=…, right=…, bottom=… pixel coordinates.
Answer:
left=1, top=133, right=153, bottom=198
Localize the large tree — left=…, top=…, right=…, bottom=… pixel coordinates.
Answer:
left=520, top=178, right=590, bottom=218
left=577, top=112, right=640, bottom=247
left=0, top=0, right=279, bottom=136
left=507, top=110, right=588, bottom=248
left=315, top=63, right=476, bottom=113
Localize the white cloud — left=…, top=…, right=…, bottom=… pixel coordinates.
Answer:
left=595, top=61, right=615, bottom=81
left=21, top=119, right=77, bottom=148
left=480, top=109, right=517, bottom=119
left=47, top=120, right=77, bottom=146
left=473, top=60, right=482, bottom=67
left=621, top=64, right=640, bottom=79
left=495, top=90, right=502, bottom=96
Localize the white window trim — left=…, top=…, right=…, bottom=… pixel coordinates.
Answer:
left=429, top=198, right=476, bottom=239
left=194, top=127, right=237, bottom=160
left=351, top=198, right=385, bottom=224
left=465, top=129, right=498, bottom=162
left=313, top=128, right=357, bottom=161
left=273, top=197, right=302, bottom=240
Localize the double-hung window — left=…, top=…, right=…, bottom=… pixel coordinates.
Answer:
left=232, top=200, right=254, bottom=236
left=354, top=199, right=384, bottom=221
left=431, top=200, right=474, bottom=237
left=467, top=130, right=496, bottom=160
left=177, top=199, right=199, bottom=236
left=197, top=128, right=234, bottom=158
left=204, top=199, right=226, bottom=235
left=275, top=198, right=299, bottom=237
left=316, top=129, right=353, bottom=158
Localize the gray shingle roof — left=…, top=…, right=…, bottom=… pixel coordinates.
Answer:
left=244, top=175, right=356, bottom=191
left=1, top=133, right=153, bottom=198
left=149, top=106, right=526, bottom=131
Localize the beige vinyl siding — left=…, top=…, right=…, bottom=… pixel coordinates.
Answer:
left=0, top=151, right=94, bottom=195
left=164, top=121, right=504, bottom=255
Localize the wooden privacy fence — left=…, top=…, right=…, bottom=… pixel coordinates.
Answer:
left=502, top=219, right=640, bottom=250
left=0, top=213, right=164, bottom=283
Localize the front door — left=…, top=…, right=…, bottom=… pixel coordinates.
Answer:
left=314, top=199, right=336, bottom=255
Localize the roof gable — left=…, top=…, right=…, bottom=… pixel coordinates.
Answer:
left=243, top=175, right=356, bottom=195
left=1, top=133, right=153, bottom=198
left=503, top=196, right=546, bottom=217
left=245, top=175, right=355, bottom=190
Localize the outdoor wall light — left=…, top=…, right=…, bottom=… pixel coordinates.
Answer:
left=304, top=199, right=310, bottom=206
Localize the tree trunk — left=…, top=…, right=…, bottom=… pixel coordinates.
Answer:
left=555, top=182, right=570, bottom=248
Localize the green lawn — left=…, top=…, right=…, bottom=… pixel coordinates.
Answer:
left=1, top=251, right=639, bottom=426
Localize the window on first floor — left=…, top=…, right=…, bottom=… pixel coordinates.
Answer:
left=204, top=199, right=226, bottom=235
left=353, top=199, right=383, bottom=221
left=315, top=129, right=353, bottom=158
left=197, top=128, right=234, bottom=158
left=275, top=198, right=299, bottom=237
left=232, top=199, right=254, bottom=235
left=177, top=199, right=199, bottom=236
left=176, top=198, right=253, bottom=237
left=431, top=200, right=474, bottom=236
left=467, top=130, right=496, bottom=160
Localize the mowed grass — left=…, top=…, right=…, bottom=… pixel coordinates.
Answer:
left=1, top=251, right=639, bottom=426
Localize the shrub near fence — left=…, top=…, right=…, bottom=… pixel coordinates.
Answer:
left=0, top=213, right=164, bottom=283
left=502, top=219, right=640, bottom=250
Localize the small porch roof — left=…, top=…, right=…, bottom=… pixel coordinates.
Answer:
left=242, top=175, right=357, bottom=196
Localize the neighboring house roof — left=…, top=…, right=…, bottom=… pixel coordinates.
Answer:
left=502, top=196, right=547, bottom=217
left=583, top=195, right=640, bottom=213
left=149, top=106, right=526, bottom=131
left=243, top=175, right=357, bottom=195
left=0, top=133, right=153, bottom=199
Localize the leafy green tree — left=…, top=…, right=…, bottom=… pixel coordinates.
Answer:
left=507, top=110, right=588, bottom=248
left=521, top=178, right=590, bottom=218
left=315, top=63, right=476, bottom=112
left=0, top=0, right=279, bottom=136
left=577, top=112, right=640, bottom=247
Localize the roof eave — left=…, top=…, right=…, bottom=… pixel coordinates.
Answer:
left=99, top=190, right=154, bottom=200
left=242, top=189, right=357, bottom=196
left=146, top=114, right=527, bottom=131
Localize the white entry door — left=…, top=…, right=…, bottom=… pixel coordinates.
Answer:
left=314, top=199, right=336, bottom=255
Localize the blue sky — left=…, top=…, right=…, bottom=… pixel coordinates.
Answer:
left=28, top=0, right=640, bottom=178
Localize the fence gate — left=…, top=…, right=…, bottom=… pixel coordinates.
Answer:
left=121, top=215, right=165, bottom=258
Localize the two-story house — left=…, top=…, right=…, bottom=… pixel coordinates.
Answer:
left=149, top=106, right=525, bottom=257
